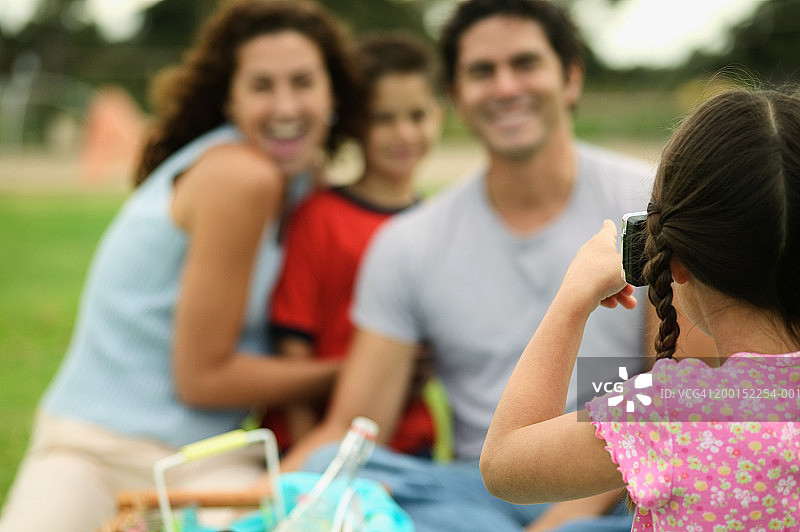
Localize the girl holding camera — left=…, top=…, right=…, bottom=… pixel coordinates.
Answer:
left=481, top=88, right=800, bottom=531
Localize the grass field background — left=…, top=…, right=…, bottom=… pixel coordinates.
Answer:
left=0, top=192, right=124, bottom=505
left=0, top=87, right=685, bottom=507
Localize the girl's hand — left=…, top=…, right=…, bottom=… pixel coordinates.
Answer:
left=560, top=220, right=637, bottom=313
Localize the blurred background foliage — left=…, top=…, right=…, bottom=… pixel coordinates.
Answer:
left=1, top=0, right=799, bottom=148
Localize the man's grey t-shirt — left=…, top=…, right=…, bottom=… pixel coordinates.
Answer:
left=353, top=143, right=654, bottom=459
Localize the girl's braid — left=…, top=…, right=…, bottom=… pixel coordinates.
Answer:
left=644, top=210, right=679, bottom=360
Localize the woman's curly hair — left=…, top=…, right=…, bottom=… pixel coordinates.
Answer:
left=134, top=0, right=364, bottom=186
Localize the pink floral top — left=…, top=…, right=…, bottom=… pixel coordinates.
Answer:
left=586, top=352, right=800, bottom=531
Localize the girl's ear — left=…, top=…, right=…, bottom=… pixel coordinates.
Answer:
left=670, top=255, right=690, bottom=284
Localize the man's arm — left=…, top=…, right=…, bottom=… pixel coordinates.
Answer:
left=281, top=328, right=419, bottom=471
left=277, top=336, right=322, bottom=443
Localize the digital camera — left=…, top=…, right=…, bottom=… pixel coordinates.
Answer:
left=621, top=211, right=648, bottom=287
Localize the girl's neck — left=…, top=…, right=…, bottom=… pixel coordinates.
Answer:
left=703, top=294, right=798, bottom=362
left=346, top=173, right=417, bottom=210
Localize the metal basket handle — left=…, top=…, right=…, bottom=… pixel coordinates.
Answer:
left=153, top=428, right=284, bottom=532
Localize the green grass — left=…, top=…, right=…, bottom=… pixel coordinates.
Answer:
left=0, top=191, right=124, bottom=506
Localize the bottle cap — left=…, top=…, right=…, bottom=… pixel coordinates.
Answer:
left=350, top=417, right=379, bottom=440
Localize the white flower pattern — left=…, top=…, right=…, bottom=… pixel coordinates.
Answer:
left=587, top=352, right=800, bottom=532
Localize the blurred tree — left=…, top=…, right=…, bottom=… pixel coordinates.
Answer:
left=681, top=0, right=800, bottom=84
left=0, top=0, right=435, bottom=145
left=136, top=0, right=218, bottom=46
left=1, top=0, right=94, bottom=75
left=1, top=0, right=218, bottom=111
left=0, top=0, right=104, bottom=143
left=1, top=0, right=614, bottom=103
left=5, top=0, right=795, bottom=146
left=322, top=0, right=428, bottom=38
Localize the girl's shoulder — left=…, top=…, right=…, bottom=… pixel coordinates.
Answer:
left=648, top=356, right=709, bottom=392
left=653, top=352, right=800, bottom=387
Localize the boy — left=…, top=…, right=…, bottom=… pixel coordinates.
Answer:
left=267, top=33, right=444, bottom=455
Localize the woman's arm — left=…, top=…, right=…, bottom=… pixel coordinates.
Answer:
left=170, top=144, right=338, bottom=408
left=481, top=221, right=631, bottom=503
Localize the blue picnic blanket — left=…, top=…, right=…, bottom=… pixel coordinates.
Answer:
left=180, top=471, right=414, bottom=532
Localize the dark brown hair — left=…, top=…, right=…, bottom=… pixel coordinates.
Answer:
left=438, top=0, right=583, bottom=89
left=644, top=88, right=800, bottom=359
left=134, top=0, right=363, bottom=186
left=357, top=32, right=440, bottom=98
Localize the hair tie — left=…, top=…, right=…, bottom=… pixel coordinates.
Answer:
left=646, top=202, right=663, bottom=234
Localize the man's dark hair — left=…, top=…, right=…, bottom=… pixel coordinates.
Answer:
left=439, top=0, right=584, bottom=87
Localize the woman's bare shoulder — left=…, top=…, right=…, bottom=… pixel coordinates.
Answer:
left=173, top=142, right=284, bottom=229
left=193, top=142, right=283, bottom=194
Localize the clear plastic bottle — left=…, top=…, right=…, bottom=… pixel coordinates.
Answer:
left=274, top=417, right=379, bottom=532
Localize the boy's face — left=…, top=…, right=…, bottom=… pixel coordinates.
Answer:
left=363, top=72, right=442, bottom=183
left=450, top=15, right=582, bottom=161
